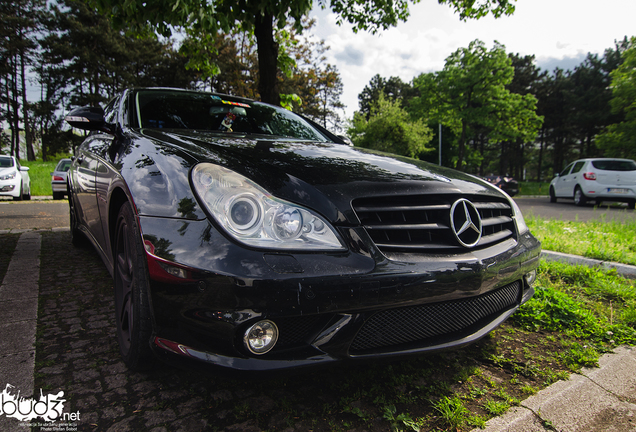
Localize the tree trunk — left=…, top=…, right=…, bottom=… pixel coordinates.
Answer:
left=254, top=12, right=280, bottom=106
left=456, top=121, right=467, bottom=171
left=537, top=128, right=544, bottom=182
left=20, top=48, right=35, bottom=161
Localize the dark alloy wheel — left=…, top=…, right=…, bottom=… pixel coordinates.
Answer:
left=113, top=202, right=155, bottom=371
left=573, top=186, right=587, bottom=207
left=549, top=186, right=557, bottom=203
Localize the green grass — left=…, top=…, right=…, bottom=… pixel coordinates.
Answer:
left=20, top=159, right=62, bottom=197
left=518, top=181, right=550, bottom=196
left=527, top=215, right=636, bottom=265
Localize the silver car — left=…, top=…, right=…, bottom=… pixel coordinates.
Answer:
left=549, top=158, right=636, bottom=208
left=51, top=158, right=72, bottom=200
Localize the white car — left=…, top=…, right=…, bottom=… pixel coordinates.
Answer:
left=549, top=158, right=636, bottom=209
left=0, top=155, right=31, bottom=201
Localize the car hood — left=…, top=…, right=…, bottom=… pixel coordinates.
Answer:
left=133, top=129, right=506, bottom=224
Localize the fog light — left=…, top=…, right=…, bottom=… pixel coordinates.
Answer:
left=525, top=270, right=537, bottom=287
left=244, top=320, right=278, bottom=355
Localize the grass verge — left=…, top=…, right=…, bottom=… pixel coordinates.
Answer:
left=527, top=215, right=636, bottom=265
left=20, top=159, right=60, bottom=196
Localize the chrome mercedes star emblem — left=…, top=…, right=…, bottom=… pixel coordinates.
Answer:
left=450, top=199, right=482, bottom=248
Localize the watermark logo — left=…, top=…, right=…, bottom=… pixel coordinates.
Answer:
left=1, top=384, right=69, bottom=422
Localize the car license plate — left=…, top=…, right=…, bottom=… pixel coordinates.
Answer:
left=608, top=188, right=629, bottom=194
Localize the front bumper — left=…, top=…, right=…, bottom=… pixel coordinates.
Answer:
left=140, top=216, right=541, bottom=372
left=0, top=181, right=19, bottom=197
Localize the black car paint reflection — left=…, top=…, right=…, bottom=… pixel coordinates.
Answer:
left=65, top=88, right=540, bottom=373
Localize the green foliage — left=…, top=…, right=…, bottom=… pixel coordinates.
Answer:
left=513, top=261, right=636, bottom=346
left=596, top=37, right=636, bottom=159
left=21, top=159, right=58, bottom=196
left=410, top=40, right=543, bottom=170
left=348, top=92, right=433, bottom=158
left=431, top=396, right=469, bottom=429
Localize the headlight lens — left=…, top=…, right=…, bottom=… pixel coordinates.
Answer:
left=0, top=171, right=17, bottom=181
left=191, top=163, right=345, bottom=250
left=508, top=197, right=529, bottom=235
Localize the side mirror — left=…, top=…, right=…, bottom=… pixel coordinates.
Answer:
left=337, top=135, right=354, bottom=147
left=65, top=106, right=109, bottom=132
left=20, top=167, right=29, bottom=172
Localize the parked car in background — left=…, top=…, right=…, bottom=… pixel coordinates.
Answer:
left=51, top=158, right=72, bottom=200
left=483, top=175, right=519, bottom=197
left=0, top=155, right=31, bottom=201
left=64, top=88, right=541, bottom=374
left=549, top=158, right=636, bottom=209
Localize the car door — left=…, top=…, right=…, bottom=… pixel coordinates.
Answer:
left=554, top=162, right=575, bottom=197
left=72, top=136, right=110, bottom=253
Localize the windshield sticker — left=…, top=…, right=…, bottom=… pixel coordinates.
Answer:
left=211, top=95, right=250, bottom=108
left=219, top=112, right=237, bottom=132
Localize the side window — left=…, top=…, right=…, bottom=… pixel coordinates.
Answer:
left=560, top=163, right=574, bottom=177
left=571, top=161, right=585, bottom=174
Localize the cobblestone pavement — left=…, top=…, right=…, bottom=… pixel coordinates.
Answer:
left=34, top=231, right=282, bottom=432
left=30, top=231, right=401, bottom=432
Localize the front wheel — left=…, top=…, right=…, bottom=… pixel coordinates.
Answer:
left=113, top=202, right=155, bottom=371
left=549, top=186, right=557, bottom=203
left=628, top=200, right=635, bottom=210
left=573, top=187, right=587, bottom=207
left=13, top=182, right=23, bottom=201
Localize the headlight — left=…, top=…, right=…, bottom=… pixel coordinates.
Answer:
left=508, top=197, right=529, bottom=235
left=0, top=171, right=17, bottom=181
left=191, top=163, right=345, bottom=251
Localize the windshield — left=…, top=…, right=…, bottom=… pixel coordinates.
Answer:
left=134, top=90, right=329, bottom=142
left=591, top=160, right=636, bottom=171
left=0, top=157, right=14, bottom=168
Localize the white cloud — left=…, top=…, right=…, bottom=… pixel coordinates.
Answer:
left=310, top=0, right=636, bottom=119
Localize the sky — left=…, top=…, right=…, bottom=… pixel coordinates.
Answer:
left=308, top=0, right=636, bottom=119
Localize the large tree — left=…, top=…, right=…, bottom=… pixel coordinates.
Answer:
left=411, top=40, right=542, bottom=171
left=0, top=0, right=44, bottom=160
left=595, top=37, right=636, bottom=160
left=357, top=74, right=418, bottom=118
left=89, top=0, right=518, bottom=106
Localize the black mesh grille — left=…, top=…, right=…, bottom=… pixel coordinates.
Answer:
left=352, top=194, right=516, bottom=253
left=350, top=281, right=521, bottom=353
left=273, top=316, right=323, bottom=348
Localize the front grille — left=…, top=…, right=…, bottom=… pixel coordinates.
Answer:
left=352, top=194, right=516, bottom=253
left=350, top=281, right=520, bottom=353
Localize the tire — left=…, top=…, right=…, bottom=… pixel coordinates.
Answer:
left=13, top=182, right=23, bottom=201
left=53, top=191, right=64, bottom=200
left=573, top=186, right=587, bottom=207
left=113, top=202, right=155, bottom=371
left=628, top=200, right=636, bottom=210
left=549, top=186, right=557, bottom=203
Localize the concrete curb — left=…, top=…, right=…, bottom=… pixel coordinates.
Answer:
left=471, top=346, right=636, bottom=432
left=541, top=250, right=636, bottom=278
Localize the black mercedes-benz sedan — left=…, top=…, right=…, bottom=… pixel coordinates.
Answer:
left=65, top=88, right=541, bottom=373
